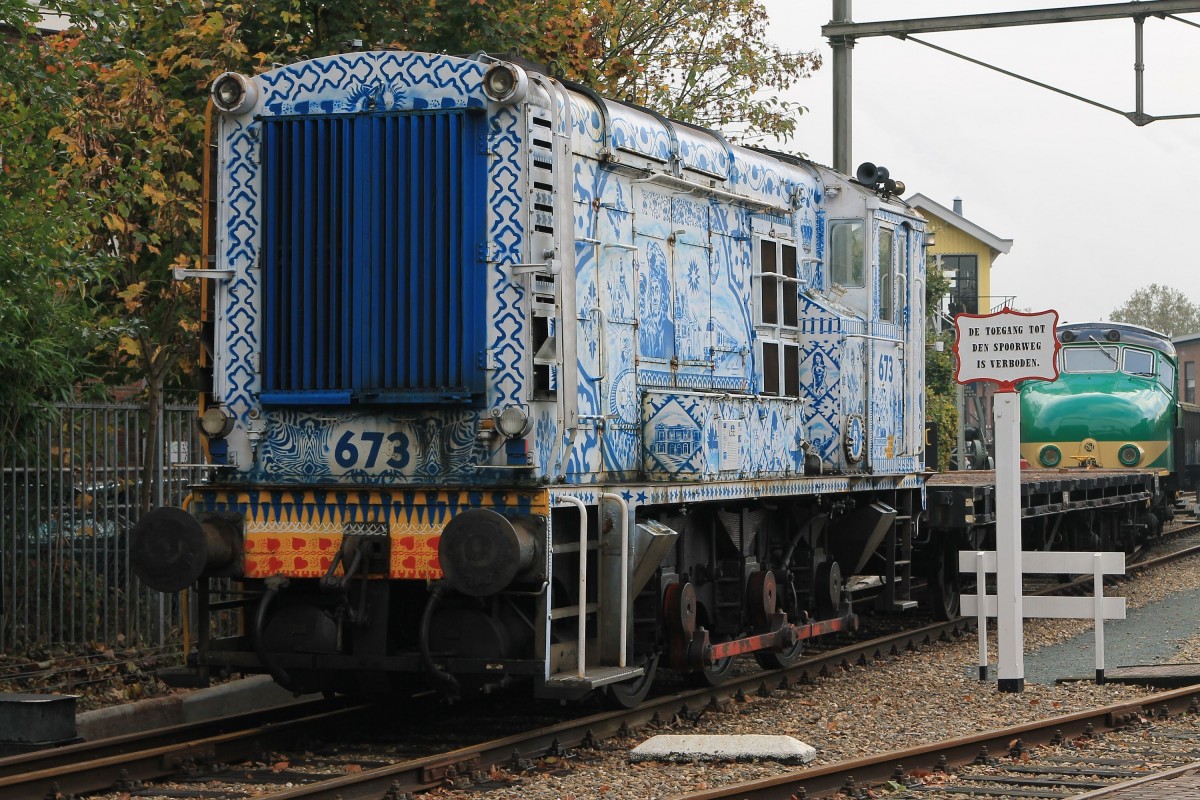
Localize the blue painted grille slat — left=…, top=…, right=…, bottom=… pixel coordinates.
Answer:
left=406, top=119, right=421, bottom=387
left=339, top=116, right=353, bottom=390
left=434, top=115, right=447, bottom=385
left=260, top=110, right=487, bottom=405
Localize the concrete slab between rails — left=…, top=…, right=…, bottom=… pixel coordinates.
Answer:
left=76, top=675, right=316, bottom=741
left=630, top=734, right=816, bottom=764
left=1056, top=663, right=1200, bottom=690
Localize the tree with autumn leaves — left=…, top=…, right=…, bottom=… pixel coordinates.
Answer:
left=2, top=0, right=819, bottom=493
left=0, top=0, right=105, bottom=450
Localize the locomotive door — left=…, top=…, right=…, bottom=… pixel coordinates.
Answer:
left=670, top=197, right=713, bottom=389
left=842, top=335, right=869, bottom=469
left=903, top=225, right=925, bottom=457
left=869, top=220, right=907, bottom=470
left=597, top=203, right=639, bottom=478
left=632, top=185, right=675, bottom=389
left=870, top=340, right=905, bottom=468
left=710, top=209, right=751, bottom=392
left=840, top=337, right=906, bottom=471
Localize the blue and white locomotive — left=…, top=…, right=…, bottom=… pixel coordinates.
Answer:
left=131, top=50, right=929, bottom=703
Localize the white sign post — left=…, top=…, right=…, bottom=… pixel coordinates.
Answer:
left=953, top=308, right=1061, bottom=692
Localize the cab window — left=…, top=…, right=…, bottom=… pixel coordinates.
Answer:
left=830, top=220, right=864, bottom=288
left=1061, top=345, right=1118, bottom=373
left=1122, top=348, right=1155, bottom=377
left=1158, top=357, right=1176, bottom=390
left=878, top=227, right=894, bottom=322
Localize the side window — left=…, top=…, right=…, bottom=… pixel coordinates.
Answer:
left=1159, top=358, right=1176, bottom=393
left=756, top=238, right=800, bottom=397
left=878, top=226, right=894, bottom=322
left=830, top=220, right=864, bottom=288
left=1122, top=348, right=1154, bottom=377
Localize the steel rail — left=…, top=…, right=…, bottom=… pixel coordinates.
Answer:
left=0, top=699, right=366, bottom=800
left=669, top=685, right=1200, bottom=799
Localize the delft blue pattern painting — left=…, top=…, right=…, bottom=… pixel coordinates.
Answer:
left=800, top=334, right=843, bottom=469
left=207, top=51, right=926, bottom=496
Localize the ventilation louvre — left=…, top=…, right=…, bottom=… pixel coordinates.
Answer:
left=259, top=110, right=488, bottom=405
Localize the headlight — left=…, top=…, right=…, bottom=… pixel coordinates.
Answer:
left=1118, top=443, right=1142, bottom=466
left=1039, top=445, right=1061, bottom=467
left=494, top=405, right=531, bottom=439
left=482, top=62, right=528, bottom=105
left=211, top=72, right=258, bottom=115
left=199, top=406, right=235, bottom=440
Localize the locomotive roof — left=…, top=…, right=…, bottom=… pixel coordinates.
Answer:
left=1058, top=322, right=1176, bottom=357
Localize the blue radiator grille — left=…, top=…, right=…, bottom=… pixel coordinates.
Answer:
left=259, top=110, right=488, bottom=405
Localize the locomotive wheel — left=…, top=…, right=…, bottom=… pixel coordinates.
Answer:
left=754, top=638, right=804, bottom=670
left=604, top=653, right=660, bottom=709
left=814, top=559, right=843, bottom=614
left=692, top=636, right=736, bottom=686
left=746, top=570, right=777, bottom=630
left=926, top=547, right=961, bottom=621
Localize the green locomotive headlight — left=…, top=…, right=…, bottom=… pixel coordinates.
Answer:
left=1039, top=445, right=1062, bottom=467
left=1118, top=443, right=1142, bottom=466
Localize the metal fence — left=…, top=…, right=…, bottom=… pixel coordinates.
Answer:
left=0, top=400, right=204, bottom=652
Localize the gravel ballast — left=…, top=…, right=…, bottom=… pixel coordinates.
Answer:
left=423, top=552, right=1200, bottom=800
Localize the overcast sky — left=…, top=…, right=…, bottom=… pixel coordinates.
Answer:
left=759, top=1, right=1200, bottom=325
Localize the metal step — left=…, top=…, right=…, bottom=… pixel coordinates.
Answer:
left=544, top=664, right=646, bottom=690
left=548, top=602, right=599, bottom=620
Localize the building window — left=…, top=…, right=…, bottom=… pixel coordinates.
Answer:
left=756, top=238, right=800, bottom=397
left=942, top=254, right=979, bottom=316
left=1186, top=361, right=1195, bottom=404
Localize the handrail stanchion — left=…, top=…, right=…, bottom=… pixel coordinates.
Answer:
left=558, top=495, right=588, bottom=678
left=598, top=492, right=629, bottom=668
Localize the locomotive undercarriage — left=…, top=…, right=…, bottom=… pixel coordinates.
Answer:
left=186, top=488, right=923, bottom=701
left=919, top=486, right=1162, bottom=623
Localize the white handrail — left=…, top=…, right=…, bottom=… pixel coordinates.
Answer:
left=598, top=491, right=629, bottom=668
left=558, top=495, right=588, bottom=677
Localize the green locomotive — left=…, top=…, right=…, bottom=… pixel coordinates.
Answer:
left=1020, top=322, right=1181, bottom=531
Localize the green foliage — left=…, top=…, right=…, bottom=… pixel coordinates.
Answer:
left=1109, top=283, right=1200, bottom=338
left=214, top=0, right=820, bottom=142
left=925, top=257, right=957, bottom=472
left=0, top=2, right=109, bottom=449
left=1, top=0, right=817, bottom=492
left=497, top=0, right=822, bottom=142
left=3, top=0, right=818, bottom=463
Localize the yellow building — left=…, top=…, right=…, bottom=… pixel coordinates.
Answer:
left=907, top=194, right=1013, bottom=462
left=906, top=194, right=1013, bottom=316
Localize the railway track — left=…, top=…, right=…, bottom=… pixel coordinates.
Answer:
left=28, top=523, right=1200, bottom=800
left=670, top=685, right=1200, bottom=799
left=4, top=618, right=983, bottom=800
left=0, top=698, right=367, bottom=799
